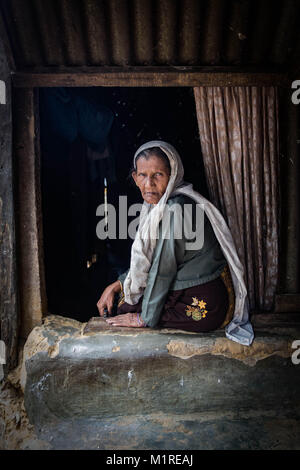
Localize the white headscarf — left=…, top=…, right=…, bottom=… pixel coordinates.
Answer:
left=123, top=140, right=254, bottom=346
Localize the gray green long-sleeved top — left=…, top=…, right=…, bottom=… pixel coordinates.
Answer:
left=118, top=194, right=227, bottom=327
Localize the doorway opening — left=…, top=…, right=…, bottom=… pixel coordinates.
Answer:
left=39, top=87, right=208, bottom=322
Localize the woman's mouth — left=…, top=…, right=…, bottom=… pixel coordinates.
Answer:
left=143, top=192, right=160, bottom=203
left=146, top=191, right=160, bottom=197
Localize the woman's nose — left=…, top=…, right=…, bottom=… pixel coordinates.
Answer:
left=145, top=177, right=155, bottom=188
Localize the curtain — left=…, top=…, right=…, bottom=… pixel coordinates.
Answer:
left=193, top=87, right=280, bottom=311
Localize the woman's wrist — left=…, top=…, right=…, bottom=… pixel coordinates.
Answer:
left=136, top=313, right=146, bottom=327
left=112, top=280, right=122, bottom=293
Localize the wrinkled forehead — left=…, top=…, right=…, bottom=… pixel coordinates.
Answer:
left=133, top=141, right=182, bottom=174
left=134, top=154, right=170, bottom=172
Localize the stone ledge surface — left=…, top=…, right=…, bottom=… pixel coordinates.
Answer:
left=32, top=408, right=300, bottom=450
left=21, top=314, right=300, bottom=449
left=21, top=316, right=300, bottom=449
left=21, top=314, right=300, bottom=383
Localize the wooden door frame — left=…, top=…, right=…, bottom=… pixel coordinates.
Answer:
left=2, top=66, right=299, bottom=374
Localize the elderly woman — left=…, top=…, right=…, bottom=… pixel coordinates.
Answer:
left=97, top=141, right=254, bottom=346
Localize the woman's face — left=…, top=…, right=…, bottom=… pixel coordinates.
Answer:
left=132, top=155, right=171, bottom=204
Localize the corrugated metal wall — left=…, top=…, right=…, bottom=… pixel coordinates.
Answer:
left=1, top=0, right=300, bottom=69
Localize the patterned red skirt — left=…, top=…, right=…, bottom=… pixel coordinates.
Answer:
left=117, top=265, right=235, bottom=332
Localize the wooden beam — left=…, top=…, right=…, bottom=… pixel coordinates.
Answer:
left=12, top=66, right=290, bottom=88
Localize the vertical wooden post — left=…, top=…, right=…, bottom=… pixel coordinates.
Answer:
left=278, top=87, right=300, bottom=294
left=13, top=88, right=47, bottom=339
left=0, top=37, right=18, bottom=373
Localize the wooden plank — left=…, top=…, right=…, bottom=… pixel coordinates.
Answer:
left=0, top=36, right=18, bottom=374
left=12, top=66, right=290, bottom=88
left=274, top=294, right=300, bottom=313
left=33, top=90, right=48, bottom=320
left=251, top=312, right=300, bottom=328
left=13, top=88, right=46, bottom=338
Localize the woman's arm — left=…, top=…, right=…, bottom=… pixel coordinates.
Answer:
left=97, top=280, right=121, bottom=316
left=105, top=222, right=180, bottom=328
left=118, top=268, right=129, bottom=286
left=97, top=266, right=130, bottom=316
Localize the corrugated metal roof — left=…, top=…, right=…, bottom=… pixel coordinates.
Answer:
left=0, top=0, right=300, bottom=70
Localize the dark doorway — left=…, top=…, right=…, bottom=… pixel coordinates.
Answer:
left=39, top=87, right=208, bottom=322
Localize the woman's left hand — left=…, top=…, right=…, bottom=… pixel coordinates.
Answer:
left=105, top=313, right=146, bottom=328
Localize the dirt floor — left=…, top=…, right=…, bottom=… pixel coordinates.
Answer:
left=0, top=348, right=50, bottom=450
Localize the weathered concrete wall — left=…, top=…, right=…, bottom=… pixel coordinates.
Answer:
left=18, top=315, right=300, bottom=449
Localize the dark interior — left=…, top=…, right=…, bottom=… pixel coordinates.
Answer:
left=39, top=87, right=208, bottom=322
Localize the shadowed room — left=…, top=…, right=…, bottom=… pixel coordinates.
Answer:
left=39, top=86, right=207, bottom=321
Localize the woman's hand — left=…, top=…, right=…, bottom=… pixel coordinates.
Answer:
left=97, top=281, right=121, bottom=316
left=105, top=313, right=146, bottom=328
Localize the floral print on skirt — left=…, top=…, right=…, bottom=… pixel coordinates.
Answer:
left=117, top=265, right=235, bottom=333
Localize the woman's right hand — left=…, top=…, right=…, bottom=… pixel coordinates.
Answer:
left=97, top=280, right=121, bottom=316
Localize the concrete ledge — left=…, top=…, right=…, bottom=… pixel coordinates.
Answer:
left=22, top=315, right=300, bottom=449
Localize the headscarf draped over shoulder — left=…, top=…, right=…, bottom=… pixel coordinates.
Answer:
left=124, top=140, right=254, bottom=346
